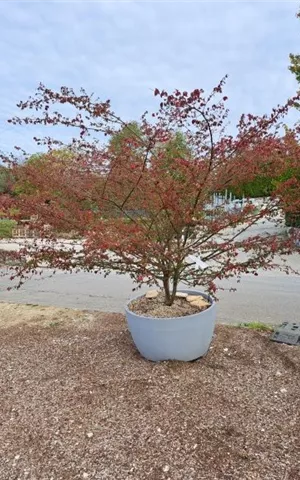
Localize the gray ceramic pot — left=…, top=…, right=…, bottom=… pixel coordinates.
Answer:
left=125, top=290, right=216, bottom=361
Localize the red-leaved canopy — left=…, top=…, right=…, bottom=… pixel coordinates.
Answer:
left=2, top=77, right=300, bottom=305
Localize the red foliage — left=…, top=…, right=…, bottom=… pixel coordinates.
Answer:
left=3, top=78, right=300, bottom=304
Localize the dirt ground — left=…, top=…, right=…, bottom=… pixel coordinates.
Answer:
left=0, top=302, right=299, bottom=480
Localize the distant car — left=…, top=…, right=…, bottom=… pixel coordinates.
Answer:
left=227, top=199, right=243, bottom=212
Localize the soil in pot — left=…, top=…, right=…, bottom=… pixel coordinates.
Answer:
left=129, top=291, right=211, bottom=318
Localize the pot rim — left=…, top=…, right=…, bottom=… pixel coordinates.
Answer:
left=125, top=289, right=215, bottom=321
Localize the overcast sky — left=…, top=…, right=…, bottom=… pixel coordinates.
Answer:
left=0, top=1, right=299, bottom=154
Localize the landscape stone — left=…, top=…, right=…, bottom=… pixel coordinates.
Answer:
left=145, top=290, right=159, bottom=299
left=186, top=295, right=204, bottom=303
left=190, top=298, right=210, bottom=309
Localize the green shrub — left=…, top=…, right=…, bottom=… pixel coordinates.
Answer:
left=229, top=175, right=274, bottom=199
left=285, top=212, right=300, bottom=227
left=0, top=219, right=17, bottom=238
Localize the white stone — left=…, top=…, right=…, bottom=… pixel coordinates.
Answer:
left=83, top=474, right=89, bottom=479
left=163, top=465, right=170, bottom=473
left=145, top=290, right=159, bottom=299
left=86, top=432, right=94, bottom=438
left=280, top=388, right=287, bottom=394
left=223, top=348, right=229, bottom=352
left=175, top=292, right=188, bottom=298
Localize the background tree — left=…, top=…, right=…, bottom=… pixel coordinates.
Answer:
left=225, top=8, right=300, bottom=203
left=289, top=10, right=300, bottom=87
left=0, top=165, right=13, bottom=194
left=282, top=8, right=300, bottom=226
left=272, top=130, right=300, bottom=227
left=0, top=166, right=8, bottom=194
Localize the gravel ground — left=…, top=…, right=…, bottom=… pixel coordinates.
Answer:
left=0, top=303, right=299, bottom=480
left=130, top=292, right=210, bottom=318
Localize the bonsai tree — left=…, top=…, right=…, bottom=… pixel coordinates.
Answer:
left=3, top=78, right=300, bottom=305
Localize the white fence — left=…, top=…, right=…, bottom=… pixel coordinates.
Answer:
left=206, top=190, right=247, bottom=214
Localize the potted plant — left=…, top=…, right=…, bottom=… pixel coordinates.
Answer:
left=125, top=289, right=216, bottom=361
left=3, top=79, right=300, bottom=361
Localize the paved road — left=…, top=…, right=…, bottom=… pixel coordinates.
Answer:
left=1, top=264, right=299, bottom=325
left=0, top=217, right=299, bottom=325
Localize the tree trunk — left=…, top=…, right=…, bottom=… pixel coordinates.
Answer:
left=170, top=278, right=178, bottom=305
left=163, top=275, right=178, bottom=306
left=163, top=276, right=172, bottom=306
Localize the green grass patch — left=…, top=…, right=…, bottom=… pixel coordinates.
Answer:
left=238, top=321, right=274, bottom=332
left=0, top=219, right=17, bottom=238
